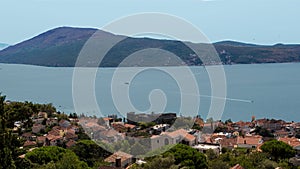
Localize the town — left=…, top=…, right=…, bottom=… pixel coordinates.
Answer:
left=2, top=95, right=300, bottom=169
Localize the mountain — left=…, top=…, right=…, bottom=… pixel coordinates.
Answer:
left=0, top=27, right=300, bottom=67
left=0, top=43, right=9, bottom=50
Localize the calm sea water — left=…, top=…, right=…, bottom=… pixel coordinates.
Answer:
left=0, top=63, right=299, bottom=122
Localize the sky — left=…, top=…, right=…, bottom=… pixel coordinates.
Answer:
left=1, top=0, right=300, bottom=45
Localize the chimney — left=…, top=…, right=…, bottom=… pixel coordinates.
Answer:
left=116, top=157, right=121, bottom=168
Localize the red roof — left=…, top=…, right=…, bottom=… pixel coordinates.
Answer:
left=278, top=137, right=300, bottom=147
left=24, top=140, right=37, bottom=147
left=231, top=164, right=244, bottom=169
left=237, top=135, right=262, bottom=145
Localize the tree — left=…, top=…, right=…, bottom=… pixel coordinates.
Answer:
left=164, top=144, right=208, bottom=169
left=254, top=126, right=274, bottom=138
left=25, top=146, right=90, bottom=168
left=208, top=159, right=230, bottom=169
left=142, top=154, right=179, bottom=169
left=205, top=149, right=218, bottom=160
left=224, top=119, right=232, bottom=125
left=70, top=140, right=111, bottom=167
left=25, top=146, right=68, bottom=165
left=0, top=95, right=16, bottom=169
left=261, top=140, right=296, bottom=161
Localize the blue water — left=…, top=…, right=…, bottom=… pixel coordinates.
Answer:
left=0, top=63, right=299, bottom=122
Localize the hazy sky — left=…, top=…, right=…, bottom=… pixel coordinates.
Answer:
left=1, top=0, right=299, bottom=45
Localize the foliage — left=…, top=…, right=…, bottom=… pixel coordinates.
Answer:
left=70, top=140, right=111, bottom=167
left=0, top=95, right=16, bottom=169
left=261, top=140, right=296, bottom=161
left=254, top=126, right=274, bottom=138
left=25, top=146, right=90, bottom=168
left=137, top=122, right=156, bottom=130
left=164, top=144, right=208, bottom=169
left=25, top=146, right=68, bottom=165
left=205, top=149, right=218, bottom=160
left=137, top=154, right=179, bottom=169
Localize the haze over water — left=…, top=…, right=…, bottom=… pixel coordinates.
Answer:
left=0, top=63, right=299, bottom=122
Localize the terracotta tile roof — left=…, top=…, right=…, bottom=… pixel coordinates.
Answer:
left=66, top=140, right=76, bottom=148
left=220, top=138, right=237, bottom=148
left=184, top=133, right=196, bottom=141
left=231, top=164, right=244, bottom=169
left=65, top=132, right=78, bottom=140
left=278, top=137, right=300, bottom=147
left=103, top=117, right=113, bottom=121
left=100, top=129, right=119, bottom=137
left=166, top=129, right=187, bottom=138
left=23, top=140, right=37, bottom=147
left=237, top=135, right=262, bottom=145
left=37, top=136, right=46, bottom=142
left=104, top=151, right=132, bottom=163
left=22, top=132, right=34, bottom=137
left=124, top=124, right=136, bottom=129
left=46, top=134, right=62, bottom=141
left=48, top=129, right=61, bottom=136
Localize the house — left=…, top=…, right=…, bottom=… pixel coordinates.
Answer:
left=45, top=134, right=63, bottom=146
left=104, top=151, right=133, bottom=168
left=237, top=135, right=263, bottom=149
left=23, top=140, right=37, bottom=148
left=22, top=132, right=36, bottom=141
left=59, top=119, right=71, bottom=128
left=38, top=112, right=48, bottom=119
left=32, top=124, right=45, bottom=134
left=98, top=129, right=122, bottom=142
left=64, top=131, right=78, bottom=141
left=256, top=119, right=284, bottom=131
left=37, top=136, right=46, bottom=146
left=66, top=140, right=76, bottom=148
left=32, top=118, right=45, bottom=124
left=150, top=129, right=197, bottom=150
left=46, top=118, right=58, bottom=126
left=193, top=143, right=221, bottom=154
left=274, top=130, right=291, bottom=138
left=48, top=128, right=64, bottom=137
left=220, top=137, right=238, bottom=150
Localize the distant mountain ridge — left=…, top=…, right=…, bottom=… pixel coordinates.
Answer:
left=0, top=27, right=300, bottom=67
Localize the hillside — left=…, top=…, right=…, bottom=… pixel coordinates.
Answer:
left=0, top=27, right=300, bottom=67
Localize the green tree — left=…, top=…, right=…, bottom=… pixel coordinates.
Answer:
left=70, top=140, right=111, bottom=167
left=261, top=140, right=296, bottom=161
left=0, top=95, right=16, bottom=169
left=142, top=154, right=179, bottom=169
left=205, top=149, right=218, bottom=160
left=164, top=144, right=208, bottom=169
left=208, top=159, right=230, bottom=169
left=26, top=146, right=68, bottom=165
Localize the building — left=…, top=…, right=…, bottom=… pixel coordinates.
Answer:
left=32, top=124, right=45, bottom=134
left=192, top=143, right=221, bottom=154
left=104, top=151, right=133, bottom=168
left=150, top=129, right=196, bottom=150
left=127, top=112, right=176, bottom=125
left=237, top=135, right=263, bottom=149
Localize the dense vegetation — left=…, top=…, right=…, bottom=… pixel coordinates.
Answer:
left=1, top=27, right=300, bottom=67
